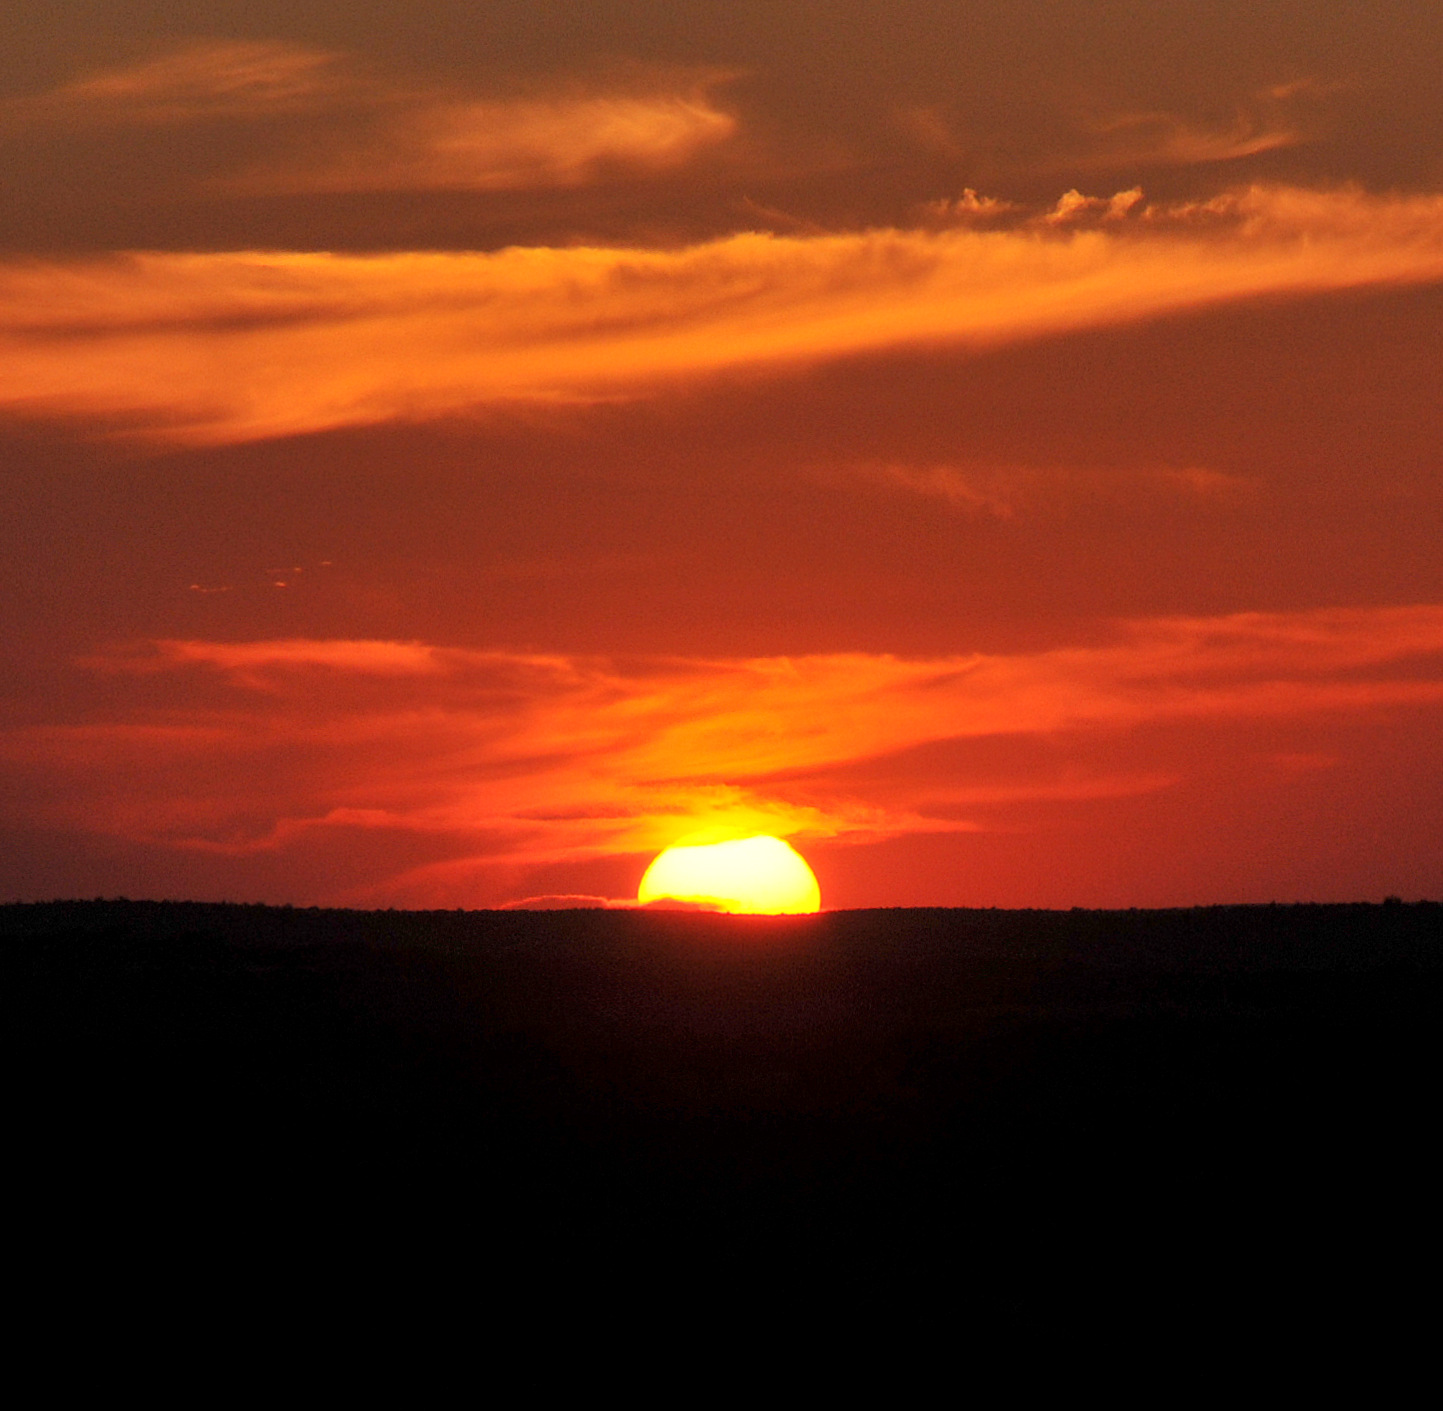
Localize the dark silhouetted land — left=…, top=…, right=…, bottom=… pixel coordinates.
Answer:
left=5, top=900, right=1437, bottom=1326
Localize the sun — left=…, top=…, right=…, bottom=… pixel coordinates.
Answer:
left=637, top=836, right=821, bottom=914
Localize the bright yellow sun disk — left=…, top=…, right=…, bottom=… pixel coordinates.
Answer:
left=637, top=836, right=821, bottom=914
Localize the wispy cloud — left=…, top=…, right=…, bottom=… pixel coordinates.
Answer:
left=855, top=459, right=1253, bottom=518
left=896, top=79, right=1330, bottom=180
left=6, top=40, right=348, bottom=125
left=867, top=463, right=1024, bottom=518
left=86, top=637, right=446, bottom=689
left=3, top=183, right=1442, bottom=443
left=1069, top=78, right=1343, bottom=172
left=225, top=87, right=736, bottom=194
left=1083, top=109, right=1301, bottom=168
left=3, top=39, right=737, bottom=193
left=5, top=606, right=1442, bottom=903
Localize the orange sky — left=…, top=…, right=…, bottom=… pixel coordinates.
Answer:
left=2, top=3, right=1441, bottom=907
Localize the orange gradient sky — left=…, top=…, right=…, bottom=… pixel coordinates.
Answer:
left=2, top=2, right=1441, bottom=907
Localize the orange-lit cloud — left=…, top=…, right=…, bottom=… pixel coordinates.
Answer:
left=5, top=40, right=347, bottom=125
left=855, top=459, right=1253, bottom=518
left=900, top=79, right=1327, bottom=177
left=3, top=184, right=1442, bottom=443
left=1043, top=187, right=1145, bottom=223
left=226, top=88, right=737, bottom=194
left=85, top=638, right=446, bottom=689
left=5, top=606, right=1441, bottom=904
left=1061, top=78, right=1347, bottom=173
left=4, top=39, right=736, bottom=193
left=1081, top=109, right=1302, bottom=168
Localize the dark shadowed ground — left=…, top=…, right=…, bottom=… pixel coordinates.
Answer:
left=4, top=900, right=1437, bottom=1333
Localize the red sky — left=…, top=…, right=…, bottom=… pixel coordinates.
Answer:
left=3, top=2, right=1441, bottom=908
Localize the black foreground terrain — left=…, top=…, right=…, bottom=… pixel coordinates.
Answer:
left=5, top=900, right=1438, bottom=1324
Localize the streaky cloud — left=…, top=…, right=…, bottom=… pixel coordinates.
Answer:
left=5, top=605, right=1442, bottom=905
left=220, top=89, right=736, bottom=194
left=4, top=40, right=347, bottom=125
left=3, top=39, right=737, bottom=193
left=3, top=184, right=1441, bottom=444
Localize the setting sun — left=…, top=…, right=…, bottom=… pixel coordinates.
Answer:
left=637, top=836, right=821, bottom=914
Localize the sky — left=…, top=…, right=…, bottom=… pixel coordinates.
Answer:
left=2, top=1, right=1441, bottom=909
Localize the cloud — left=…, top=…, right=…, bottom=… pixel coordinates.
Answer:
left=5, top=605, right=1442, bottom=903
left=500, top=894, right=630, bottom=910
left=917, top=188, right=1021, bottom=226
left=6, top=40, right=348, bottom=125
left=1043, top=187, right=1144, bottom=224
left=1071, top=79, right=1342, bottom=172
left=2, top=183, right=1441, bottom=443
left=856, top=459, right=1253, bottom=517
left=868, top=464, right=1023, bottom=518
left=3, top=39, right=736, bottom=193
left=85, top=637, right=446, bottom=689
left=225, top=88, right=737, bottom=194
left=895, top=104, right=968, bottom=158
left=898, top=79, right=1328, bottom=183
left=1084, top=110, right=1301, bottom=168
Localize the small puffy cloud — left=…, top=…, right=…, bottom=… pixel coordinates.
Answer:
left=1043, top=187, right=1144, bottom=224
left=918, top=188, right=1021, bottom=226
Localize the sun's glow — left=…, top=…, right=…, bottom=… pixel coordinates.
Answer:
left=637, top=835, right=821, bottom=914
